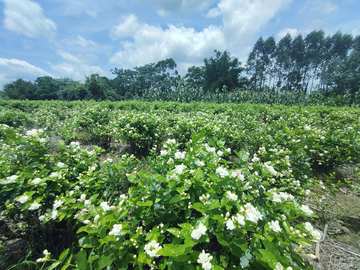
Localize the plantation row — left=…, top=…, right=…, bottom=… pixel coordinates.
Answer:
left=1, top=100, right=360, bottom=269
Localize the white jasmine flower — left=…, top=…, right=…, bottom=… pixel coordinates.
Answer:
left=235, top=214, right=245, bottom=225
left=17, top=195, right=29, bottom=204
left=29, top=201, right=41, bottom=210
left=160, top=150, right=168, bottom=156
left=197, top=250, right=213, bottom=270
left=245, top=203, right=263, bottom=223
left=83, top=220, right=91, bottom=225
left=57, top=162, right=65, bottom=168
left=69, top=191, right=74, bottom=196
left=217, top=150, right=223, bottom=156
left=51, top=210, right=57, bottom=220
left=226, top=219, right=235, bottom=230
left=49, top=172, right=58, bottom=178
left=166, top=139, right=176, bottom=144
left=94, top=215, right=100, bottom=223
left=26, top=129, right=43, bottom=137
left=32, top=178, right=42, bottom=185
left=100, top=202, right=111, bottom=211
left=80, top=194, right=86, bottom=200
left=174, top=151, right=186, bottom=159
left=275, top=262, right=284, bottom=270
left=226, top=191, right=238, bottom=201
left=144, top=240, right=162, bottom=257
left=39, top=215, right=45, bottom=221
left=6, top=175, right=19, bottom=183
left=167, top=158, right=174, bottom=164
left=268, top=220, right=282, bottom=232
left=84, top=200, right=91, bottom=206
left=301, top=205, right=314, bottom=216
left=53, top=199, right=63, bottom=209
left=70, top=141, right=80, bottom=147
left=216, top=167, right=229, bottom=178
left=109, top=224, right=123, bottom=236
left=304, top=222, right=314, bottom=232
left=195, top=160, right=205, bottom=166
left=272, top=193, right=282, bottom=203
left=174, top=164, right=187, bottom=175
left=304, top=125, right=311, bottom=131
left=191, top=223, right=207, bottom=240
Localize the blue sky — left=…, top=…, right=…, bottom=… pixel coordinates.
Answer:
left=0, top=0, right=359, bottom=89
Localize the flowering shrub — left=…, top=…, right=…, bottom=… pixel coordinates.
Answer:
left=1, top=100, right=359, bottom=269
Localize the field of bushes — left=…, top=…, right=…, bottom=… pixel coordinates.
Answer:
left=1, top=99, right=359, bottom=269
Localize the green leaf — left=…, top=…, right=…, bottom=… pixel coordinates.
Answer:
left=79, top=236, right=97, bottom=248
left=59, top=248, right=69, bottom=262
left=192, top=202, right=206, bottom=214
left=194, top=168, right=204, bottom=181
left=5, top=129, right=16, bottom=140
left=159, top=244, right=186, bottom=256
left=235, top=150, right=249, bottom=162
left=213, top=266, right=224, bottom=270
left=234, top=239, right=248, bottom=252
left=220, top=254, right=229, bottom=267
left=98, top=251, right=115, bottom=269
left=76, top=249, right=87, bottom=270
left=216, top=233, right=229, bottom=246
left=138, top=252, right=147, bottom=264
left=48, top=262, right=60, bottom=270
left=258, top=249, right=278, bottom=269
left=61, top=265, right=70, bottom=270
left=159, top=257, right=167, bottom=270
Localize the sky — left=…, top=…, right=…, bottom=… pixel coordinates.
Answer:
left=0, top=0, right=359, bottom=89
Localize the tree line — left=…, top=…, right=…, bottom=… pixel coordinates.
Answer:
left=1, top=29, right=359, bottom=102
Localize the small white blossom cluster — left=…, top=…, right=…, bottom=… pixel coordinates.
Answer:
left=216, top=166, right=229, bottom=178
left=271, top=192, right=294, bottom=203
left=195, top=159, right=205, bottom=166
left=144, top=240, right=162, bottom=257
left=100, top=201, right=112, bottom=211
left=160, top=149, right=168, bottom=156
left=29, top=201, right=41, bottom=210
left=242, top=203, right=263, bottom=223
left=226, top=191, right=238, bottom=201
left=191, top=223, right=207, bottom=240
left=174, top=151, right=186, bottom=159
left=199, top=194, right=210, bottom=204
left=174, top=164, right=187, bottom=175
left=26, top=128, right=43, bottom=137
left=5, top=175, right=19, bottom=183
left=264, top=163, right=277, bottom=176
left=301, top=205, right=314, bottom=216
left=165, top=139, right=176, bottom=145
left=109, top=224, right=123, bottom=236
left=268, top=220, right=282, bottom=233
left=304, top=222, right=322, bottom=241
left=53, top=199, right=64, bottom=209
left=36, top=249, right=50, bottom=263
left=204, top=143, right=216, bottom=153
left=17, top=195, right=29, bottom=204
left=197, top=250, right=213, bottom=270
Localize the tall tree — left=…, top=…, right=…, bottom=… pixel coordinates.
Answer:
left=204, top=50, right=243, bottom=92
left=184, top=66, right=205, bottom=90
left=274, top=33, right=292, bottom=91
left=1, top=79, right=36, bottom=100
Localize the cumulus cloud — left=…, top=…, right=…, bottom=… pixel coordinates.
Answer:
left=2, top=0, right=57, bottom=38
left=277, top=28, right=299, bottom=40
left=0, top=58, right=51, bottom=89
left=48, top=50, right=105, bottom=80
left=0, top=58, right=51, bottom=76
left=109, top=0, right=292, bottom=71
left=300, top=0, right=338, bottom=14
left=205, top=7, right=221, bottom=18
left=109, top=16, right=225, bottom=69
left=218, top=0, right=293, bottom=46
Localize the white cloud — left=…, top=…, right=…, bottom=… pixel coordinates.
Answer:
left=109, top=16, right=225, bottom=69
left=0, top=58, right=51, bottom=76
left=205, top=7, right=221, bottom=18
left=218, top=0, right=293, bottom=46
left=110, top=14, right=142, bottom=39
left=64, top=35, right=97, bottom=47
left=277, top=28, right=299, bottom=40
left=109, top=0, right=292, bottom=72
left=300, top=0, right=338, bottom=14
left=2, top=0, right=57, bottom=38
left=48, top=51, right=105, bottom=80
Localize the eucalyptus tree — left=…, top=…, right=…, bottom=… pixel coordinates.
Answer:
left=304, top=30, right=325, bottom=92
left=246, top=36, right=276, bottom=90
left=289, top=34, right=308, bottom=92
left=274, top=33, right=292, bottom=91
